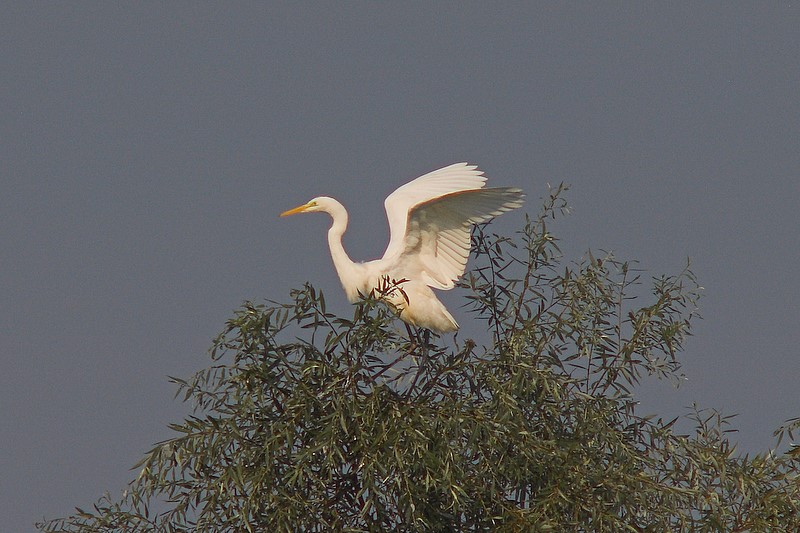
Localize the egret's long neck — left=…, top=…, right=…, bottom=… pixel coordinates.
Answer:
left=325, top=201, right=363, bottom=302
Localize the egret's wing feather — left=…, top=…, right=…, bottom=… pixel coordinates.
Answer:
left=397, top=187, right=525, bottom=290
left=383, top=163, right=487, bottom=262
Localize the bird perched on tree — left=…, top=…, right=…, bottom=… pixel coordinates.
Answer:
left=280, top=163, right=524, bottom=332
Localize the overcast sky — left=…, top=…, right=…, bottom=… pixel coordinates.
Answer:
left=3, top=4, right=799, bottom=530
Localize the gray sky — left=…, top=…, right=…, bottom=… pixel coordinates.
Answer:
left=3, top=4, right=799, bottom=530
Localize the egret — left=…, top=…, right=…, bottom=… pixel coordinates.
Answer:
left=280, top=163, right=524, bottom=333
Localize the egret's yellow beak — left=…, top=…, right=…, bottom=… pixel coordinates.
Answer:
left=280, top=203, right=311, bottom=217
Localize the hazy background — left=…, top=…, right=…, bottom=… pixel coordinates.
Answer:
left=3, top=4, right=798, bottom=530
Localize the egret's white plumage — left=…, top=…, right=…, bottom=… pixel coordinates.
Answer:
left=280, top=163, right=524, bottom=332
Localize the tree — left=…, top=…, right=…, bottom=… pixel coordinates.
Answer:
left=39, top=186, right=800, bottom=532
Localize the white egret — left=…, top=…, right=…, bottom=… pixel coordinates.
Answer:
left=280, top=163, right=524, bottom=332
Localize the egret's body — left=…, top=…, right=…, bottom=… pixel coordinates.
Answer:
left=281, top=163, right=524, bottom=332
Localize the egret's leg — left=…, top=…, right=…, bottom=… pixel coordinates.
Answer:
left=403, top=322, right=418, bottom=352
left=406, top=327, right=435, bottom=398
left=421, top=328, right=431, bottom=347
left=406, top=349, right=426, bottom=399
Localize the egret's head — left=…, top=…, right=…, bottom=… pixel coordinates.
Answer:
left=280, top=196, right=330, bottom=217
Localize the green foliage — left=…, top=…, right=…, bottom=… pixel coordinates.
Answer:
left=39, top=186, right=800, bottom=532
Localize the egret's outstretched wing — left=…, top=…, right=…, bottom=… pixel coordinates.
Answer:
left=382, top=163, right=487, bottom=262
left=382, top=163, right=523, bottom=289
left=396, top=187, right=524, bottom=289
